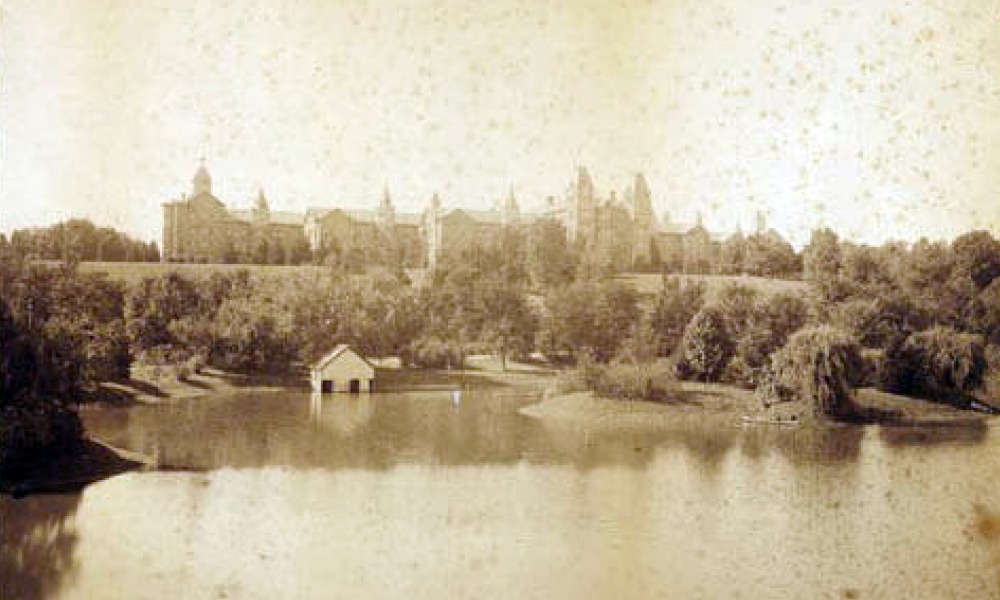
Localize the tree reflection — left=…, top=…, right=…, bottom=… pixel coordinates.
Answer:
left=741, top=424, right=864, bottom=465
left=83, top=390, right=885, bottom=473
left=0, top=492, right=81, bottom=600
left=879, top=423, right=988, bottom=447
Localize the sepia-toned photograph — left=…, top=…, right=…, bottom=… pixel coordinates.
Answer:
left=2, top=1, right=1000, bottom=598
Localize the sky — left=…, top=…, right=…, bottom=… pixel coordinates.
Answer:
left=2, top=0, right=1000, bottom=247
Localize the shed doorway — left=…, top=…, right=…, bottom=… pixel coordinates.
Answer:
left=321, top=380, right=334, bottom=393
left=349, top=379, right=361, bottom=393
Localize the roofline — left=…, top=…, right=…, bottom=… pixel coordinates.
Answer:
left=311, top=344, right=376, bottom=371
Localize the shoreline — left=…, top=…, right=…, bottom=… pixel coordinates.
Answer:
left=83, top=365, right=308, bottom=406
left=0, top=437, right=154, bottom=498
left=8, top=360, right=993, bottom=497
left=521, top=385, right=994, bottom=430
left=85, top=355, right=556, bottom=407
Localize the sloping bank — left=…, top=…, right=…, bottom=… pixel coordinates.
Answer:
left=519, top=381, right=755, bottom=430
left=520, top=384, right=994, bottom=429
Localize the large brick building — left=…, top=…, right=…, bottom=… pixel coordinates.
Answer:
left=162, top=162, right=723, bottom=271
left=161, top=163, right=308, bottom=264
left=303, top=188, right=424, bottom=268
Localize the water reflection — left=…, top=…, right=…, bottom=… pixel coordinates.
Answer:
left=879, top=423, right=989, bottom=447
left=742, top=424, right=865, bottom=465
left=83, top=390, right=989, bottom=476
left=0, top=493, right=81, bottom=600
left=9, top=391, right=1000, bottom=599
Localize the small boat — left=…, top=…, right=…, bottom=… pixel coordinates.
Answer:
left=741, top=415, right=800, bottom=426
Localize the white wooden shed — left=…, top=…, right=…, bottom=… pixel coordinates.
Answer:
left=310, top=345, right=376, bottom=393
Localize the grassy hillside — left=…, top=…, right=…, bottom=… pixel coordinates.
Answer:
left=76, top=261, right=329, bottom=284
left=75, top=261, right=810, bottom=298
left=615, top=272, right=810, bottom=300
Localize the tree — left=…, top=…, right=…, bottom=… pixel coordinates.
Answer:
left=719, top=232, right=746, bottom=275
left=802, top=227, right=846, bottom=301
left=676, top=307, right=732, bottom=382
left=526, top=217, right=577, bottom=290
left=743, top=232, right=800, bottom=278
left=714, top=283, right=759, bottom=341
left=211, top=295, right=296, bottom=373
left=766, top=326, right=862, bottom=419
left=537, top=279, right=639, bottom=362
left=125, top=272, right=202, bottom=354
left=727, top=292, right=809, bottom=386
left=953, top=230, right=1000, bottom=290
left=477, top=283, right=537, bottom=370
left=648, top=276, right=705, bottom=357
left=969, top=279, right=1000, bottom=344
left=884, top=327, right=986, bottom=402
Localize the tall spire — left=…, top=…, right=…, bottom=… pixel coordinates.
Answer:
left=755, top=210, right=767, bottom=235
left=577, top=166, right=594, bottom=198
left=378, top=186, right=396, bottom=229
left=427, top=193, right=441, bottom=212
left=255, top=188, right=269, bottom=212
left=501, top=185, right=520, bottom=227
left=192, top=159, right=212, bottom=196
left=631, top=173, right=652, bottom=214
left=252, top=187, right=270, bottom=226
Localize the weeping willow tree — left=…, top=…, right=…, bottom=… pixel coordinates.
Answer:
left=887, top=326, right=986, bottom=403
left=768, top=326, right=862, bottom=420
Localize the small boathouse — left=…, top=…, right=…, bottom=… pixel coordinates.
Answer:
left=310, top=344, right=376, bottom=393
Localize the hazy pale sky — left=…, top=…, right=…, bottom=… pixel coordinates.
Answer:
left=2, top=0, right=999, bottom=247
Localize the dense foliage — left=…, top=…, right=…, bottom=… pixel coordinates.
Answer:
left=7, top=219, right=159, bottom=263
left=801, top=227, right=1000, bottom=404
left=764, top=326, right=862, bottom=419
left=676, top=307, right=732, bottom=382
left=5, top=218, right=1000, bottom=465
left=883, top=327, right=987, bottom=403
left=537, top=279, right=640, bottom=363
left=549, top=357, right=677, bottom=402
left=0, top=250, right=128, bottom=463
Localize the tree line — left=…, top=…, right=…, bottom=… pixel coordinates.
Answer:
left=3, top=224, right=1000, bottom=464
left=4, top=219, right=160, bottom=263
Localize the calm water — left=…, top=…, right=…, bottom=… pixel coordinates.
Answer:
left=3, top=387, right=1000, bottom=599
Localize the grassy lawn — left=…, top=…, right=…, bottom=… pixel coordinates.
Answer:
left=615, top=272, right=810, bottom=300
left=77, top=261, right=811, bottom=299
left=76, top=261, right=330, bottom=284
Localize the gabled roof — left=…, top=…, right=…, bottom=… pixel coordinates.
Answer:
left=312, top=344, right=376, bottom=371
left=443, top=208, right=502, bottom=224
left=305, top=207, right=421, bottom=228
left=228, top=209, right=305, bottom=225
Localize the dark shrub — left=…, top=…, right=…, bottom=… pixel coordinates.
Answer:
left=765, top=326, right=862, bottom=419
left=402, top=336, right=464, bottom=369
left=982, top=344, right=1000, bottom=401
left=720, top=291, right=808, bottom=388
left=0, top=398, right=82, bottom=465
left=829, top=296, right=925, bottom=349
left=884, top=327, right=986, bottom=402
left=584, top=360, right=676, bottom=401
left=856, top=348, right=887, bottom=388
left=648, top=277, right=706, bottom=357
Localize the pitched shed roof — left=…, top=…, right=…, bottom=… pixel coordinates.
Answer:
left=312, top=344, right=375, bottom=371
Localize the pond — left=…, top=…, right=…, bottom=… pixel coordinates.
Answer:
left=3, top=387, right=1000, bottom=599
